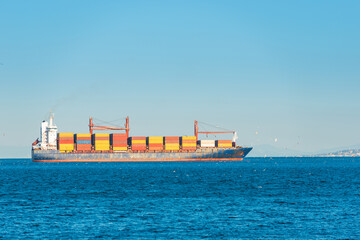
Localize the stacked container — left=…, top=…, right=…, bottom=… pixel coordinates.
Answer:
left=181, top=136, right=197, bottom=151
left=130, top=137, right=146, bottom=151
left=57, top=133, right=74, bottom=152
left=111, top=133, right=127, bottom=151
left=216, top=140, right=233, bottom=148
left=164, top=136, right=180, bottom=151
left=92, top=133, right=110, bottom=151
left=147, top=137, right=163, bottom=151
left=199, top=140, right=215, bottom=148
left=75, top=133, right=91, bottom=151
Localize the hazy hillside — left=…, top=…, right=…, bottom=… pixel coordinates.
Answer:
left=248, top=144, right=360, bottom=157
left=314, top=149, right=360, bottom=157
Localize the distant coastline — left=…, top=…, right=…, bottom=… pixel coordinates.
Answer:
left=312, top=149, right=360, bottom=157
left=248, top=144, right=360, bottom=158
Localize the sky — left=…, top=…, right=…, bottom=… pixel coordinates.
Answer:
left=0, top=0, right=359, bottom=157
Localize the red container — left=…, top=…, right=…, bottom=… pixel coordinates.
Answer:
left=165, top=137, right=179, bottom=144
left=76, top=144, right=92, bottom=151
left=76, top=137, right=91, bottom=141
left=131, top=146, right=146, bottom=150
left=165, top=138, right=179, bottom=141
left=113, top=143, right=127, bottom=147
left=113, top=142, right=127, bottom=146
left=182, top=147, right=196, bottom=151
left=113, top=137, right=127, bottom=140
left=111, top=133, right=127, bottom=137
left=58, top=140, right=74, bottom=144
left=130, top=137, right=146, bottom=140
left=113, top=139, right=127, bottom=143
left=217, top=140, right=232, bottom=143
left=132, top=145, right=146, bottom=148
left=94, top=137, right=109, bottom=140
left=58, top=137, right=74, bottom=141
left=165, top=136, right=179, bottom=140
left=110, top=134, right=127, bottom=146
left=112, top=140, right=127, bottom=144
left=149, top=143, right=163, bottom=147
left=148, top=143, right=163, bottom=150
left=149, top=147, right=162, bottom=149
left=132, top=143, right=146, bottom=146
left=111, top=133, right=127, bottom=139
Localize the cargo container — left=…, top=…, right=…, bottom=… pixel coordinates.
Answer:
left=92, top=133, right=110, bottom=151
left=75, top=133, right=91, bottom=151
left=58, top=133, right=74, bottom=138
left=57, top=133, right=74, bottom=151
left=164, top=136, right=180, bottom=151
left=113, top=147, right=127, bottom=151
left=199, top=140, right=215, bottom=148
left=216, top=140, right=232, bottom=148
left=129, top=137, right=146, bottom=151
left=58, top=137, right=73, bottom=141
left=76, top=140, right=91, bottom=144
left=58, top=140, right=73, bottom=144
left=75, top=133, right=91, bottom=138
left=111, top=133, right=127, bottom=141
left=181, top=136, right=196, bottom=151
left=147, top=137, right=164, bottom=151
left=164, top=136, right=179, bottom=142
left=58, top=144, right=74, bottom=151
left=111, top=133, right=127, bottom=151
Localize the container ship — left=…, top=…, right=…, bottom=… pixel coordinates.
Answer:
left=32, top=115, right=252, bottom=162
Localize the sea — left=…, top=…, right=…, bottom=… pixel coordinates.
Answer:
left=0, top=157, right=359, bottom=239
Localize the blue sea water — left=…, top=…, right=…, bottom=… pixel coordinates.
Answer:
left=0, top=157, right=359, bottom=239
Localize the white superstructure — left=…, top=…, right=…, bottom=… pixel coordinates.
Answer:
left=34, top=114, right=58, bottom=150
left=47, top=115, right=58, bottom=148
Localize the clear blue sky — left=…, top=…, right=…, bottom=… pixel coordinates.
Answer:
left=0, top=1, right=359, bottom=157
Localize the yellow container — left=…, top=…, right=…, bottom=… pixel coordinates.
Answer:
left=95, top=143, right=110, bottom=147
left=165, top=144, right=180, bottom=151
left=182, top=136, right=196, bottom=140
left=165, top=143, right=179, bottom=145
left=132, top=140, right=146, bottom=144
left=95, top=144, right=110, bottom=147
left=58, top=144, right=74, bottom=151
left=218, top=143, right=232, bottom=148
left=94, top=133, right=109, bottom=137
left=58, top=133, right=74, bottom=138
left=95, top=148, right=109, bottom=151
left=95, top=145, right=110, bottom=151
left=165, top=143, right=180, bottom=146
left=113, top=146, right=128, bottom=151
left=148, top=137, right=163, bottom=143
left=76, top=133, right=91, bottom=138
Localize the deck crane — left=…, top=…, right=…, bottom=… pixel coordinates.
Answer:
left=89, top=116, right=129, bottom=138
left=194, top=120, right=238, bottom=143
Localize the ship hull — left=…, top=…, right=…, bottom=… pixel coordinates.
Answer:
left=32, top=147, right=252, bottom=162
